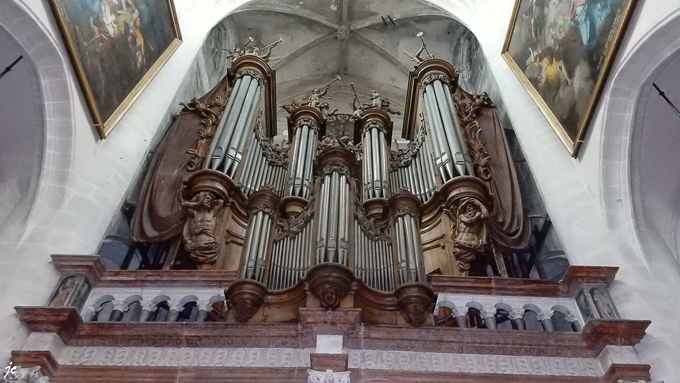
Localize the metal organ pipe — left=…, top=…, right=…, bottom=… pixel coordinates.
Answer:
left=205, top=77, right=242, bottom=168
left=424, top=85, right=453, bottom=180
left=222, top=79, right=261, bottom=176
left=285, top=118, right=318, bottom=200
left=442, top=81, right=475, bottom=176
left=432, top=80, right=467, bottom=177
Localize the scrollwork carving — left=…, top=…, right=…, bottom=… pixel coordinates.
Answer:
left=180, top=191, right=225, bottom=268
left=454, top=92, right=494, bottom=181
left=182, top=98, right=225, bottom=171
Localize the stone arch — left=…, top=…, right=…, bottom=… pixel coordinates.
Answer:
left=0, top=1, right=76, bottom=242
left=599, top=8, right=680, bottom=265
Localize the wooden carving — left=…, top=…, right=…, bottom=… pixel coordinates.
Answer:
left=446, top=197, right=488, bottom=276
left=181, top=191, right=225, bottom=269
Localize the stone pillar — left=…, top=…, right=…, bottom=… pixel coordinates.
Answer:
left=167, top=300, right=186, bottom=322
left=510, top=307, right=526, bottom=330
left=481, top=307, right=496, bottom=329
left=109, top=300, right=129, bottom=322
left=538, top=309, right=555, bottom=332
left=196, top=299, right=214, bottom=322
left=139, top=300, right=158, bottom=322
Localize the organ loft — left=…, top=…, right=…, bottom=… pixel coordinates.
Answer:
left=9, top=23, right=653, bottom=383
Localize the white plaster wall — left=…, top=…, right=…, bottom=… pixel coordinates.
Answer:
left=2, top=0, right=680, bottom=381
left=0, top=0, right=251, bottom=365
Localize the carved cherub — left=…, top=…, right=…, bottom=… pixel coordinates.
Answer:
left=350, top=85, right=401, bottom=118
left=181, top=191, right=225, bottom=268
left=247, top=37, right=284, bottom=62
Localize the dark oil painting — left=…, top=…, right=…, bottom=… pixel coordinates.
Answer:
left=502, top=0, right=637, bottom=156
left=49, top=0, right=181, bottom=137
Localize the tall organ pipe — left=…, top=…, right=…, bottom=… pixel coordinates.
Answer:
left=239, top=189, right=279, bottom=283
left=433, top=80, right=466, bottom=177
left=315, top=147, right=355, bottom=267
left=209, top=76, right=252, bottom=170
left=360, top=110, right=392, bottom=201
left=389, top=191, right=425, bottom=285
left=442, top=82, right=475, bottom=176
left=285, top=108, right=321, bottom=199
left=222, top=80, right=261, bottom=176
left=205, top=77, right=242, bottom=169
left=424, top=86, right=453, bottom=180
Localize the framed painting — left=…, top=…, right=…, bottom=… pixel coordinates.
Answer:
left=502, top=0, right=637, bottom=156
left=48, top=0, right=182, bottom=138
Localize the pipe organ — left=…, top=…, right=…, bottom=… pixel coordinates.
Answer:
left=23, top=40, right=652, bottom=383
left=122, top=55, right=532, bottom=324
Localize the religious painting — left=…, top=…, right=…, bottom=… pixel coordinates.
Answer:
left=48, top=0, right=182, bottom=138
left=502, top=0, right=637, bottom=156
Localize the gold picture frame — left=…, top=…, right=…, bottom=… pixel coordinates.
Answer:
left=48, top=0, right=183, bottom=138
left=502, top=0, right=637, bottom=156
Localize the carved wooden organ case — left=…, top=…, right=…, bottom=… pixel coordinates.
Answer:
left=13, top=54, right=654, bottom=383
left=124, top=55, right=532, bottom=326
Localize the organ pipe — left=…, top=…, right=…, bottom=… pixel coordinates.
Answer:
left=423, top=79, right=472, bottom=182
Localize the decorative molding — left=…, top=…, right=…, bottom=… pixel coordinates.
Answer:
left=348, top=350, right=602, bottom=377
left=308, top=370, right=350, bottom=383
left=59, top=347, right=311, bottom=368
left=235, top=68, right=264, bottom=86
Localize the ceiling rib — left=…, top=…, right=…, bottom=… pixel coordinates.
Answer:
left=351, top=32, right=410, bottom=75
left=232, top=3, right=340, bottom=30
left=349, top=9, right=448, bottom=31
left=272, top=32, right=337, bottom=70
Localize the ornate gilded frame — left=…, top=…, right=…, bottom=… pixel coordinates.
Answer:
left=501, top=0, right=637, bottom=157
left=47, top=0, right=183, bottom=138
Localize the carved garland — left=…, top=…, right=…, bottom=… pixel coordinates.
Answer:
left=273, top=183, right=318, bottom=241
left=361, top=120, right=388, bottom=136
left=354, top=190, right=391, bottom=243
left=294, top=116, right=320, bottom=133
left=454, top=92, right=493, bottom=181
left=254, top=115, right=290, bottom=168
left=235, top=68, right=264, bottom=86
left=322, top=163, right=350, bottom=178
left=419, top=71, right=451, bottom=89
left=390, top=114, right=427, bottom=169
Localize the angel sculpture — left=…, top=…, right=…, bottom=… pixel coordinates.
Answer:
left=403, top=32, right=435, bottom=65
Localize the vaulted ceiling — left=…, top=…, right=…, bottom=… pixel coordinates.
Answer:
left=222, top=0, right=471, bottom=140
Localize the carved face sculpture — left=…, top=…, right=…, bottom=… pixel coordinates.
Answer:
left=403, top=302, right=428, bottom=326
left=320, top=286, right=340, bottom=308
left=199, top=192, right=214, bottom=208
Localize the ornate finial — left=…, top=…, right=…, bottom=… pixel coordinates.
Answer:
left=403, top=32, right=435, bottom=65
